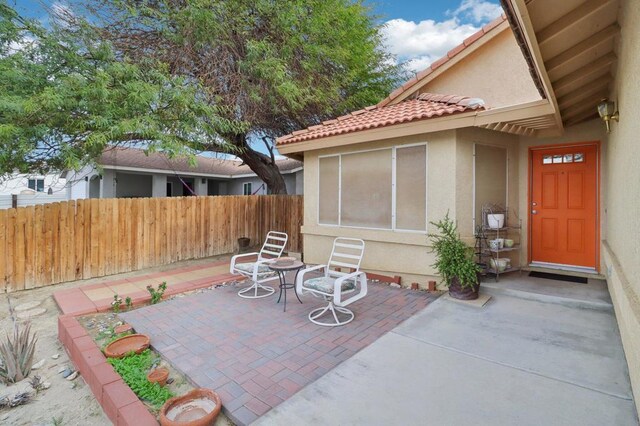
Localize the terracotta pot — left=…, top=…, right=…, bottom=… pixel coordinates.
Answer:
left=104, top=334, right=150, bottom=358
left=448, top=276, right=480, bottom=300
left=160, top=388, right=222, bottom=426
left=147, top=367, right=169, bottom=387
left=114, top=324, right=133, bottom=335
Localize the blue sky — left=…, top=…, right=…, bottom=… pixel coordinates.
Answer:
left=10, top=0, right=502, bottom=155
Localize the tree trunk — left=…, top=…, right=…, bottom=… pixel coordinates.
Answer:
left=236, top=145, right=288, bottom=195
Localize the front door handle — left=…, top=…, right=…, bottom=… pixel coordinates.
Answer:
left=531, top=210, right=538, bottom=215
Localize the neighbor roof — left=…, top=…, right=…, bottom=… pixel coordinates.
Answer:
left=100, top=147, right=302, bottom=177
left=276, top=93, right=486, bottom=146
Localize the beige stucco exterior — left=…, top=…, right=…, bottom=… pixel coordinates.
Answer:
left=421, top=29, right=542, bottom=108
left=285, top=0, right=640, bottom=411
left=599, top=0, right=640, bottom=409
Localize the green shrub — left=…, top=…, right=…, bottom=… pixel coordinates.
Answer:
left=428, top=213, right=479, bottom=288
left=107, top=350, right=173, bottom=407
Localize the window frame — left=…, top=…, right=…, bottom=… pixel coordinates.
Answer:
left=317, top=142, right=428, bottom=233
left=28, top=178, right=45, bottom=192
left=243, top=182, right=252, bottom=195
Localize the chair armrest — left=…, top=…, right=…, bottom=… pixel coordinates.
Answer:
left=296, top=264, right=326, bottom=294
left=230, top=252, right=260, bottom=273
left=334, top=271, right=368, bottom=306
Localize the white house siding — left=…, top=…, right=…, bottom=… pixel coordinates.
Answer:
left=0, top=173, right=67, bottom=195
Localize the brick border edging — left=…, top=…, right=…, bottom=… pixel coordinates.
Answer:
left=56, top=269, right=239, bottom=426
left=59, top=315, right=156, bottom=426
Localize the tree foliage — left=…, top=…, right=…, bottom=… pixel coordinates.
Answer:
left=0, top=1, right=404, bottom=190
left=0, top=2, right=242, bottom=175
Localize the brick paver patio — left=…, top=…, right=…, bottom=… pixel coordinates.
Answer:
left=121, top=277, right=439, bottom=425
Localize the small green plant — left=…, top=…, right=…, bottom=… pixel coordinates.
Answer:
left=125, top=296, right=133, bottom=310
left=0, top=321, right=37, bottom=384
left=428, top=213, right=479, bottom=288
left=112, top=295, right=123, bottom=313
left=147, top=282, right=167, bottom=305
left=52, top=415, right=64, bottom=426
left=107, top=350, right=173, bottom=407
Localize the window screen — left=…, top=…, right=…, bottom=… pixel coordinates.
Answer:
left=474, top=144, right=507, bottom=228
left=340, top=149, right=392, bottom=229
left=318, top=156, right=339, bottom=224
left=396, top=145, right=427, bottom=230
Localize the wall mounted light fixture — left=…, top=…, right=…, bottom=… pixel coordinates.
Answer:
left=597, top=98, right=619, bottom=133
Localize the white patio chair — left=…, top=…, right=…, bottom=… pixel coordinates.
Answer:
left=230, top=231, right=288, bottom=299
left=296, top=238, right=367, bottom=326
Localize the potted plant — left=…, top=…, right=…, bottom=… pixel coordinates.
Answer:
left=429, top=214, right=481, bottom=300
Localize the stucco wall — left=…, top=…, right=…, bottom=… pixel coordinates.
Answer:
left=227, top=177, right=268, bottom=195
left=600, top=0, right=640, bottom=409
left=421, top=29, right=542, bottom=108
left=302, top=130, right=456, bottom=287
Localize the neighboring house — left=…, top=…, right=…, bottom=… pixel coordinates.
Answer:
left=66, top=147, right=303, bottom=199
left=277, top=1, right=640, bottom=412
left=0, top=172, right=68, bottom=195
left=0, top=172, right=69, bottom=209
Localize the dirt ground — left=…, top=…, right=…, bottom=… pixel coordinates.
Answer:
left=0, top=255, right=235, bottom=426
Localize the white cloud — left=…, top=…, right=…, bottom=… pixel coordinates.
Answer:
left=381, top=18, right=479, bottom=73
left=381, top=0, right=503, bottom=75
left=450, top=0, right=503, bottom=24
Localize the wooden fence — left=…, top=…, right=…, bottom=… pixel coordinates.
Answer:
left=0, top=195, right=303, bottom=292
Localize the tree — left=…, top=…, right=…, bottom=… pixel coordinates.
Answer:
left=0, top=2, right=242, bottom=175
left=0, top=1, right=404, bottom=192
left=81, top=0, right=404, bottom=193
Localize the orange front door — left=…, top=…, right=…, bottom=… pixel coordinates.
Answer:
left=530, top=144, right=598, bottom=269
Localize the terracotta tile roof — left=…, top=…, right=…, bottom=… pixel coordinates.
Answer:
left=100, top=147, right=302, bottom=176
left=377, top=14, right=507, bottom=108
left=276, top=93, right=486, bottom=145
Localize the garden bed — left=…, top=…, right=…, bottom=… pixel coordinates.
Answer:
left=73, top=280, right=239, bottom=425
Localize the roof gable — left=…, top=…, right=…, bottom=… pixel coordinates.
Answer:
left=378, top=15, right=509, bottom=108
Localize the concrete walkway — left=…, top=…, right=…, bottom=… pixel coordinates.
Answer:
left=255, top=277, right=638, bottom=426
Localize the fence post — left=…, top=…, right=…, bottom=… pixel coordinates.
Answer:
left=11, top=194, right=17, bottom=209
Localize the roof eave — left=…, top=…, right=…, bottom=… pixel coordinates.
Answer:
left=278, top=100, right=555, bottom=154
left=500, top=0, right=565, bottom=134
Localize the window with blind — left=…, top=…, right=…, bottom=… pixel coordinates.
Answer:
left=318, top=144, right=427, bottom=231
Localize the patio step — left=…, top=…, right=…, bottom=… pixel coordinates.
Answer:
left=481, top=282, right=614, bottom=312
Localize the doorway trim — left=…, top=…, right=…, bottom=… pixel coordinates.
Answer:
left=527, top=140, right=601, bottom=272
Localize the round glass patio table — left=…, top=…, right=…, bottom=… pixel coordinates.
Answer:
left=268, top=260, right=305, bottom=312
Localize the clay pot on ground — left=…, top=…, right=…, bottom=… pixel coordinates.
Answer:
left=103, top=334, right=150, bottom=358
left=160, top=388, right=222, bottom=426
left=147, top=367, right=170, bottom=387
left=448, top=276, right=480, bottom=301
left=114, top=324, right=133, bottom=334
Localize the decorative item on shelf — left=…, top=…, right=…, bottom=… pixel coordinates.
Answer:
left=104, top=334, right=150, bottom=359
left=504, top=239, right=514, bottom=248
left=160, top=388, right=222, bottom=426
left=496, top=238, right=505, bottom=248
left=147, top=367, right=170, bottom=387
left=489, top=239, right=501, bottom=250
left=597, top=98, right=619, bottom=133
left=487, top=213, right=505, bottom=229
